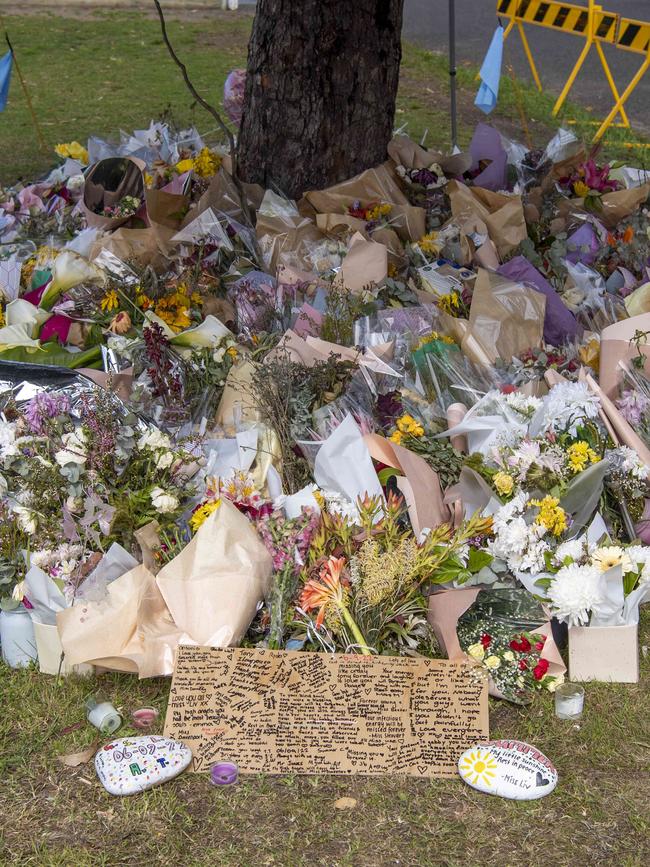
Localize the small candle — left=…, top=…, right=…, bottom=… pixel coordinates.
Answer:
left=555, top=682, right=585, bottom=720
left=132, top=707, right=159, bottom=729
left=86, top=699, right=122, bottom=735
left=210, top=761, right=239, bottom=786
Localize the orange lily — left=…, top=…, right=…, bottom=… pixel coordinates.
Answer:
left=300, top=556, right=370, bottom=654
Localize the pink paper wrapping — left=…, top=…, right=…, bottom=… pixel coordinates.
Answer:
left=585, top=374, right=650, bottom=467
left=364, top=433, right=450, bottom=534
left=599, top=313, right=650, bottom=399
left=446, top=402, right=468, bottom=453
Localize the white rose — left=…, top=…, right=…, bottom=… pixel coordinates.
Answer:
left=55, top=429, right=87, bottom=466
left=65, top=495, right=83, bottom=513
left=547, top=674, right=565, bottom=693
left=66, top=173, right=85, bottom=194
left=155, top=450, right=174, bottom=470
left=212, top=347, right=226, bottom=363
left=150, top=487, right=179, bottom=513
left=13, top=505, right=37, bottom=535
left=138, top=429, right=171, bottom=451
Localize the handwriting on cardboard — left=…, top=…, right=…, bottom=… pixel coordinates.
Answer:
left=163, top=647, right=488, bottom=777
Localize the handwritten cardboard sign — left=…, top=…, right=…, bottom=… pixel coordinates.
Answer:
left=163, top=647, right=488, bottom=777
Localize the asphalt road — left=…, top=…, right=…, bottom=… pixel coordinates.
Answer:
left=403, top=0, right=650, bottom=129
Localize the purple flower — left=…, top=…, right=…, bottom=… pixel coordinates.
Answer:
left=24, top=392, right=71, bottom=433
left=616, top=389, right=650, bottom=426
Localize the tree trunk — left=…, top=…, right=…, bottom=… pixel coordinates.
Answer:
left=237, top=0, right=404, bottom=199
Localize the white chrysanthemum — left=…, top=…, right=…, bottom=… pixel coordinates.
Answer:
left=626, top=545, right=650, bottom=584
left=0, top=421, right=17, bottom=459
left=138, top=428, right=171, bottom=451
left=606, top=446, right=649, bottom=481
left=31, top=549, right=55, bottom=569
left=537, top=382, right=600, bottom=437
left=504, top=392, right=542, bottom=418
left=554, top=538, right=586, bottom=564
left=548, top=563, right=603, bottom=626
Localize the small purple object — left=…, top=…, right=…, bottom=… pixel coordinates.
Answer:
left=210, top=761, right=239, bottom=786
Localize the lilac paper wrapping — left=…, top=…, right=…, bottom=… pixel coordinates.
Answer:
left=498, top=255, right=578, bottom=345
left=469, top=123, right=508, bottom=191
left=565, top=222, right=600, bottom=265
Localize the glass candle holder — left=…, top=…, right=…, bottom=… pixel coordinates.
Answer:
left=554, top=682, right=585, bottom=720
left=85, top=695, right=122, bottom=735
left=210, top=761, right=239, bottom=786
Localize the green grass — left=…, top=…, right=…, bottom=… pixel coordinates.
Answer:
left=0, top=9, right=647, bottom=186
left=1, top=611, right=649, bottom=864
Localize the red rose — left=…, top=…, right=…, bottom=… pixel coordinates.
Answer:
left=480, top=633, right=492, bottom=649
left=518, top=659, right=528, bottom=670
left=535, top=640, right=545, bottom=651
left=509, top=635, right=531, bottom=653
left=533, top=659, right=550, bottom=680
left=500, top=384, right=517, bottom=394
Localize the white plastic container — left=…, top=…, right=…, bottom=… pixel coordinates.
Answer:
left=0, top=605, right=37, bottom=668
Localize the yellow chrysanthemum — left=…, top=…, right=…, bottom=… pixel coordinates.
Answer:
left=417, top=331, right=455, bottom=349
left=395, top=414, right=424, bottom=437
left=389, top=430, right=403, bottom=445
left=193, top=147, right=222, bottom=179
left=418, top=231, right=442, bottom=256
left=366, top=202, right=392, bottom=221
left=437, top=290, right=462, bottom=316
left=573, top=180, right=591, bottom=198
left=100, top=289, right=119, bottom=312
left=189, top=499, right=221, bottom=533
left=531, top=496, right=568, bottom=537
left=566, top=441, right=600, bottom=474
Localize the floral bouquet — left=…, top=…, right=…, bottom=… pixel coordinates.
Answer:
left=292, top=493, right=493, bottom=656
left=458, top=621, right=562, bottom=703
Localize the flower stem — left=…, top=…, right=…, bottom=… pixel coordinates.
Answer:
left=340, top=604, right=371, bottom=655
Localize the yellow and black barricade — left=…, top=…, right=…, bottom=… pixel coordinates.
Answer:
left=496, top=1, right=629, bottom=130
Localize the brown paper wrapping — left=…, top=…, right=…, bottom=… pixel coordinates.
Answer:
left=58, top=501, right=272, bottom=677
left=144, top=188, right=190, bottom=255
left=387, top=134, right=472, bottom=177
left=465, top=268, right=546, bottom=363
left=557, top=184, right=650, bottom=230
left=599, top=313, right=650, bottom=398
left=134, top=521, right=162, bottom=575
left=156, top=499, right=272, bottom=646
left=57, top=563, right=153, bottom=673
left=256, top=212, right=326, bottom=274
left=336, top=231, right=388, bottom=292
left=447, top=180, right=527, bottom=259
left=304, top=162, right=426, bottom=242
left=82, top=156, right=146, bottom=231
left=215, top=359, right=261, bottom=428
left=90, top=227, right=169, bottom=270
left=364, top=433, right=450, bottom=534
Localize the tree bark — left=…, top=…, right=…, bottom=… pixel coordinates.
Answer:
left=237, top=0, right=404, bottom=199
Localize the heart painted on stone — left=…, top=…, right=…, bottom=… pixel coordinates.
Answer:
left=458, top=740, right=558, bottom=801
left=95, top=735, right=192, bottom=796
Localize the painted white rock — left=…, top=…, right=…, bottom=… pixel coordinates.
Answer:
left=458, top=739, right=558, bottom=800
left=95, top=735, right=192, bottom=796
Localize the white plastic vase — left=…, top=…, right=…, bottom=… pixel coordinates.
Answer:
left=0, top=605, right=38, bottom=668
